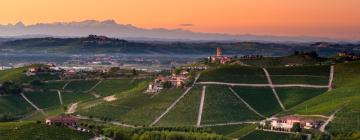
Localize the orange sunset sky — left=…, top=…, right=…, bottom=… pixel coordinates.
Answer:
left=0, top=0, right=359, bottom=40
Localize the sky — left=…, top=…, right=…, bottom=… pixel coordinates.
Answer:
left=0, top=0, right=359, bottom=40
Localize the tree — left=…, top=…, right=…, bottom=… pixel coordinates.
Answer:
left=132, top=69, right=138, bottom=76
left=292, top=122, right=302, bottom=132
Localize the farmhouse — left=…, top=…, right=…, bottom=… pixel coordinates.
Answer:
left=45, top=115, right=79, bottom=127
left=268, top=115, right=320, bottom=131
left=25, top=68, right=37, bottom=76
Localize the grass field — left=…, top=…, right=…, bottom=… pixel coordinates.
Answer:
left=202, top=86, right=261, bottom=124
left=38, top=81, right=67, bottom=90
left=198, top=65, right=268, bottom=84
left=0, top=67, right=27, bottom=83
left=64, top=80, right=99, bottom=92
left=231, top=87, right=282, bottom=117
left=93, top=79, right=142, bottom=96
left=24, top=92, right=61, bottom=109
left=276, top=87, right=327, bottom=109
left=61, top=92, right=94, bottom=105
left=120, top=89, right=185, bottom=125
left=267, top=65, right=330, bottom=85
left=157, top=86, right=202, bottom=126
left=76, top=81, right=150, bottom=124
left=0, top=95, right=35, bottom=116
left=0, top=122, right=93, bottom=140
left=241, top=130, right=301, bottom=140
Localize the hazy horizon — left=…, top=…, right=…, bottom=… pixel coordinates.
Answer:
left=1, top=0, right=359, bottom=40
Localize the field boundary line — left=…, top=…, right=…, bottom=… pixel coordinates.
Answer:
left=85, top=80, right=103, bottom=93
left=262, top=68, right=286, bottom=111
left=197, top=86, right=206, bottom=127
left=320, top=108, right=341, bottom=132
left=62, top=81, right=71, bottom=89
left=196, top=82, right=328, bottom=88
left=57, top=90, right=63, bottom=105
left=20, top=92, right=47, bottom=116
left=150, top=74, right=201, bottom=127
left=328, top=65, right=334, bottom=91
left=200, top=121, right=259, bottom=127
left=229, top=87, right=266, bottom=118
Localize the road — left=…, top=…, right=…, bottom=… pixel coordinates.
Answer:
left=328, top=65, right=335, bottom=91
left=196, top=86, right=206, bottom=127
left=57, top=90, right=63, bottom=105
left=66, top=103, right=78, bottom=114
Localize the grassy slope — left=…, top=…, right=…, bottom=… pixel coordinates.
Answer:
left=61, top=92, right=94, bottom=105
left=120, top=89, right=184, bottom=125
left=0, top=67, right=26, bottom=83
left=287, top=61, right=360, bottom=133
left=93, top=79, right=142, bottom=96
left=276, top=87, right=327, bottom=109
left=0, top=95, right=35, bottom=116
left=24, top=92, right=61, bottom=109
left=267, top=65, right=330, bottom=85
left=198, top=65, right=268, bottom=84
left=37, top=81, right=67, bottom=90
left=231, top=87, right=282, bottom=117
left=0, top=122, right=93, bottom=140
left=76, top=81, right=150, bottom=123
left=157, top=86, right=202, bottom=126
left=202, top=86, right=261, bottom=124
left=65, top=80, right=99, bottom=92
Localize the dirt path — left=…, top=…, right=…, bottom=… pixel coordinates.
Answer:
left=66, top=103, right=78, bottom=114
left=150, top=74, right=201, bottom=127
left=320, top=109, right=341, bottom=132
left=103, top=95, right=117, bottom=102
left=85, top=80, right=103, bottom=93
left=196, top=86, right=206, bottom=127
left=62, top=81, right=71, bottom=89
left=262, top=68, right=286, bottom=111
left=200, top=121, right=259, bottom=127
left=20, top=93, right=46, bottom=116
left=328, top=65, right=335, bottom=91
left=229, top=87, right=266, bottom=118
left=57, top=90, right=63, bottom=105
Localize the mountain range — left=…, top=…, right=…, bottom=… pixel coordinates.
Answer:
left=0, top=20, right=346, bottom=42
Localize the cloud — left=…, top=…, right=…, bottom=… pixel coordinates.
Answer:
left=179, top=23, right=194, bottom=27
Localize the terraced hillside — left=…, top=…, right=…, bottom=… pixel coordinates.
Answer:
left=286, top=62, right=360, bottom=138
left=1, top=62, right=359, bottom=139
left=0, top=122, right=93, bottom=140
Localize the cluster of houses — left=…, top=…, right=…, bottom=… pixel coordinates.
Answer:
left=259, top=115, right=322, bottom=132
left=337, top=51, right=360, bottom=61
left=45, top=115, right=89, bottom=132
left=146, top=70, right=191, bottom=93
left=25, top=64, right=111, bottom=77
left=209, top=48, right=231, bottom=64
